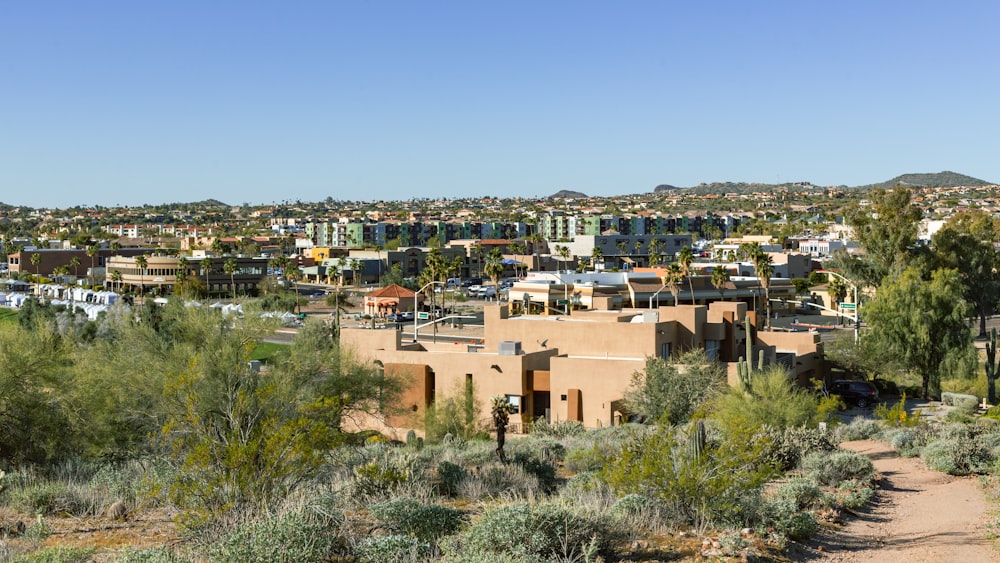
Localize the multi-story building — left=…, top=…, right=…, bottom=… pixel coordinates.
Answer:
left=340, top=300, right=824, bottom=439
left=104, top=255, right=269, bottom=297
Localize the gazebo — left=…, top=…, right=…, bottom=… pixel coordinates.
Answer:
left=364, top=283, right=422, bottom=317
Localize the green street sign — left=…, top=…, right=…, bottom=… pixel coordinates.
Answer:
left=839, top=302, right=857, bottom=310
left=557, top=299, right=568, bottom=305
left=417, top=312, right=430, bottom=320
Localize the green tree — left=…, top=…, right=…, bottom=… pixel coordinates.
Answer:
left=863, top=267, right=973, bottom=398
left=932, top=210, right=1000, bottom=337
left=200, top=257, right=213, bottom=297
left=663, top=263, right=684, bottom=306
left=86, top=243, right=99, bottom=286
left=838, top=186, right=923, bottom=287
left=677, top=245, right=695, bottom=303
left=224, top=258, right=239, bottom=301
left=711, top=266, right=730, bottom=302
left=625, top=350, right=726, bottom=425
left=484, top=247, right=504, bottom=296
left=30, top=252, right=41, bottom=279
left=69, top=256, right=81, bottom=279
left=135, top=254, right=148, bottom=301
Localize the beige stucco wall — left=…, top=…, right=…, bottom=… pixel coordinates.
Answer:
left=549, top=356, right=644, bottom=427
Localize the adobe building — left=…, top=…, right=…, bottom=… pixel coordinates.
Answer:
left=340, top=299, right=824, bottom=440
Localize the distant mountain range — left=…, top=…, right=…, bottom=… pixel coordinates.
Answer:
left=654, top=171, right=993, bottom=196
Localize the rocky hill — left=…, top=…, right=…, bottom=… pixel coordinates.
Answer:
left=547, top=190, right=588, bottom=199
left=868, top=171, right=992, bottom=189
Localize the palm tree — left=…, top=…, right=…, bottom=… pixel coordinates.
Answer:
left=556, top=245, right=570, bottom=273
left=677, top=246, right=695, bottom=304
left=286, top=265, right=302, bottom=314
left=224, top=258, right=238, bottom=301
left=86, top=243, right=99, bottom=286
left=470, top=241, right=482, bottom=279
left=111, top=240, right=121, bottom=253
left=351, top=259, right=363, bottom=287
left=526, top=233, right=544, bottom=273
left=647, top=238, right=662, bottom=267
left=135, top=254, right=148, bottom=302
left=591, top=246, right=603, bottom=271
left=664, top=263, right=684, bottom=307
left=750, top=250, right=774, bottom=329
left=69, top=256, right=81, bottom=280
left=616, top=241, right=629, bottom=269
left=110, top=269, right=122, bottom=292
left=201, top=257, right=213, bottom=297
left=711, top=266, right=731, bottom=302
left=485, top=247, right=504, bottom=299
left=30, top=252, right=41, bottom=279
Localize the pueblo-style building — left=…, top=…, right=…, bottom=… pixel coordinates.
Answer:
left=340, top=299, right=824, bottom=440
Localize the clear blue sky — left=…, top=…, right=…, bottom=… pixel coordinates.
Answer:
left=2, top=1, right=998, bottom=208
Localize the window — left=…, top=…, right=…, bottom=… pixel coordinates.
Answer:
left=505, top=394, right=522, bottom=414
left=660, top=343, right=670, bottom=359
left=705, top=340, right=719, bottom=361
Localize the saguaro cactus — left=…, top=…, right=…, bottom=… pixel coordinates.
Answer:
left=688, top=420, right=706, bottom=460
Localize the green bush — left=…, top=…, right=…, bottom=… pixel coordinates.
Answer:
left=602, top=425, right=777, bottom=528
left=760, top=498, right=819, bottom=540
left=564, top=443, right=607, bottom=474
left=713, top=367, right=824, bottom=433
left=920, top=428, right=995, bottom=476
left=831, top=479, right=875, bottom=510
left=529, top=418, right=585, bottom=438
left=368, top=497, right=463, bottom=543
left=444, top=502, right=614, bottom=560
left=775, top=477, right=824, bottom=510
left=209, top=512, right=339, bottom=563
left=625, top=350, right=726, bottom=424
left=435, top=461, right=467, bottom=497
left=457, top=462, right=541, bottom=501
left=115, top=547, right=192, bottom=563
left=835, top=417, right=882, bottom=442
left=10, top=547, right=95, bottom=563
left=802, top=450, right=876, bottom=486
left=761, top=426, right=836, bottom=470
left=354, top=535, right=430, bottom=563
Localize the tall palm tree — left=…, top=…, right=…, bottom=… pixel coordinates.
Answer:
left=677, top=246, right=695, bottom=303
left=351, top=259, right=363, bottom=287
left=591, top=246, right=603, bottom=271
left=224, top=258, right=238, bottom=301
left=711, top=266, right=731, bottom=302
left=470, top=241, right=482, bottom=279
left=69, top=256, right=81, bottom=280
left=110, top=269, right=122, bottom=292
left=286, top=265, right=302, bottom=314
left=485, top=247, right=504, bottom=298
left=134, top=254, right=148, bottom=302
left=86, top=243, right=99, bottom=286
left=556, top=245, right=570, bottom=273
left=111, top=240, right=121, bottom=253
left=664, top=263, right=684, bottom=307
left=526, top=233, right=544, bottom=273
left=201, top=257, right=213, bottom=297
left=30, top=252, right=41, bottom=279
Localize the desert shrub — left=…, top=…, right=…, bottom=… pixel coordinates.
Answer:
left=760, top=498, right=819, bottom=540
left=775, top=477, right=824, bottom=510
left=920, top=426, right=995, bottom=475
left=209, top=511, right=339, bottom=563
left=368, top=497, right=463, bottom=542
left=713, top=367, right=824, bottom=433
left=424, top=382, right=485, bottom=442
left=564, top=442, right=607, bottom=473
left=610, top=493, right=649, bottom=518
left=802, top=450, right=876, bottom=486
left=443, top=502, right=614, bottom=560
left=830, top=479, right=875, bottom=510
left=457, top=462, right=542, bottom=501
left=4, top=480, right=102, bottom=517
left=115, top=547, right=192, bottom=563
left=625, top=350, right=727, bottom=424
left=602, top=424, right=777, bottom=528
left=354, top=535, right=430, bottom=563
left=10, top=547, right=95, bottom=563
left=835, top=416, right=882, bottom=442
left=761, top=426, right=836, bottom=470
left=435, top=461, right=467, bottom=497
left=874, top=393, right=922, bottom=427
left=530, top=418, right=585, bottom=438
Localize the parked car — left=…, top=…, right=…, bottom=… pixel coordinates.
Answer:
left=830, top=379, right=880, bottom=408
left=387, top=311, right=415, bottom=322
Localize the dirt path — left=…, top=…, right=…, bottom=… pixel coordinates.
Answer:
left=801, top=440, right=998, bottom=562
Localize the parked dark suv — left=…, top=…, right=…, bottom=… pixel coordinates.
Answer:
left=830, top=380, right=880, bottom=408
